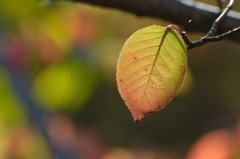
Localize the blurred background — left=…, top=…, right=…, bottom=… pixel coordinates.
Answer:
left=0, top=0, right=240, bottom=159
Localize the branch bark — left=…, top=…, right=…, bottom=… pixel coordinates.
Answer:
left=68, top=0, right=240, bottom=42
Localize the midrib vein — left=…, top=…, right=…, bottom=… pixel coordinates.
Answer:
left=139, top=28, right=171, bottom=107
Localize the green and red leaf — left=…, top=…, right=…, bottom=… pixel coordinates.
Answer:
left=116, top=25, right=187, bottom=122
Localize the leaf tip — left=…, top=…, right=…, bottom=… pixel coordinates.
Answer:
left=132, top=110, right=157, bottom=123
left=134, top=119, right=140, bottom=124
left=131, top=110, right=144, bottom=122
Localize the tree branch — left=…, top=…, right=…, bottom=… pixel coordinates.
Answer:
left=68, top=0, right=240, bottom=42
left=205, top=0, right=235, bottom=37
left=180, top=0, right=238, bottom=50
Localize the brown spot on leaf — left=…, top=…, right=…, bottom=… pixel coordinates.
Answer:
left=144, top=110, right=157, bottom=116
left=182, top=69, right=186, bottom=75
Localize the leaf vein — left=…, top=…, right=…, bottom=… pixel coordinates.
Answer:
left=122, top=63, right=153, bottom=81
left=127, top=36, right=163, bottom=47
left=123, top=73, right=150, bottom=91
left=139, top=28, right=170, bottom=106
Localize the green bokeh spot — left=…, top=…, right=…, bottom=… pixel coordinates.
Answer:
left=33, top=60, right=96, bottom=112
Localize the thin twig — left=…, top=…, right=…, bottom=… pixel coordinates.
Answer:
left=180, top=0, right=239, bottom=50
left=205, top=0, right=235, bottom=37
left=182, top=26, right=240, bottom=50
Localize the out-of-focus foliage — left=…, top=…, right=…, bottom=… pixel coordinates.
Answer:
left=33, top=59, right=96, bottom=112
left=0, top=0, right=42, bottom=24
left=0, top=126, right=51, bottom=159
left=0, top=0, right=98, bottom=112
left=0, top=66, right=51, bottom=159
left=0, top=66, right=27, bottom=126
left=0, top=0, right=99, bottom=158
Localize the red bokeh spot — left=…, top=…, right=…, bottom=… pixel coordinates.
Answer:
left=186, top=129, right=234, bottom=159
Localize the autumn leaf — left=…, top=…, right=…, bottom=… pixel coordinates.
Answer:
left=116, top=25, right=187, bottom=122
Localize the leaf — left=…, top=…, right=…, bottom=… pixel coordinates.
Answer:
left=116, top=25, right=187, bottom=122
